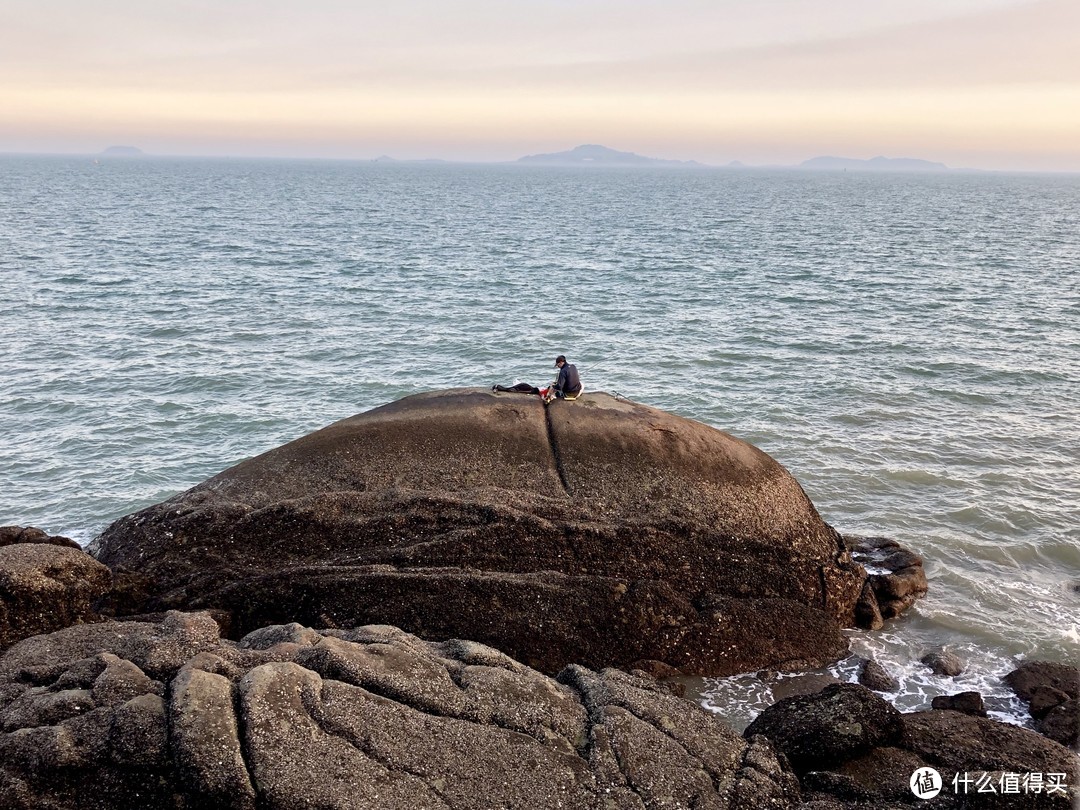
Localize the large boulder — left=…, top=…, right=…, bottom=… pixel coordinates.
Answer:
left=0, top=612, right=801, bottom=809
left=90, top=389, right=893, bottom=675
left=0, top=541, right=111, bottom=650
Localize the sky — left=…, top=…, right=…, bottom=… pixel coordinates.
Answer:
left=1, top=0, right=1078, bottom=171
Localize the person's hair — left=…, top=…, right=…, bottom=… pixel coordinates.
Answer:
left=556, top=355, right=566, bottom=364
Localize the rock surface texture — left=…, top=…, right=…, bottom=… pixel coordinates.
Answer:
left=0, top=531, right=111, bottom=650
left=0, top=526, right=81, bottom=550
left=845, top=535, right=928, bottom=627
left=90, top=389, right=908, bottom=675
left=1006, top=661, right=1080, bottom=749
left=0, top=612, right=801, bottom=809
left=745, top=684, right=1079, bottom=808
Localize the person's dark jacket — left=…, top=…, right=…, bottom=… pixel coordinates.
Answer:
left=555, top=363, right=582, bottom=396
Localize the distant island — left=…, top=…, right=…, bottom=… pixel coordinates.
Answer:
left=517, top=144, right=705, bottom=168
left=100, top=146, right=144, bottom=157
left=798, top=155, right=949, bottom=172
left=513, top=146, right=949, bottom=171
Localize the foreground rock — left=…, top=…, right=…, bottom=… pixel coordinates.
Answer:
left=0, top=612, right=800, bottom=809
left=0, top=526, right=81, bottom=550
left=744, top=684, right=903, bottom=773
left=745, top=684, right=1078, bottom=807
left=1006, top=661, right=1080, bottom=749
left=90, top=389, right=919, bottom=675
left=0, top=534, right=111, bottom=650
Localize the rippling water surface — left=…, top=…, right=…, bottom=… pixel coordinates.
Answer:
left=2, top=156, right=1077, bottom=721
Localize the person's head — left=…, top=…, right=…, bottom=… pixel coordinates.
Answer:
left=555, top=355, right=566, bottom=368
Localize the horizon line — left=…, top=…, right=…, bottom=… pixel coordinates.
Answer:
left=1, top=147, right=1078, bottom=176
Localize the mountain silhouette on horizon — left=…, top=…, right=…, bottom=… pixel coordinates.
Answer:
left=517, top=144, right=704, bottom=168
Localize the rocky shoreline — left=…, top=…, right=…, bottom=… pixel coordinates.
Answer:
left=0, top=531, right=1075, bottom=808
left=2, top=390, right=1077, bottom=807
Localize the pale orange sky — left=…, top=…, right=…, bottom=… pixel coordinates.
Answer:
left=2, top=0, right=1078, bottom=170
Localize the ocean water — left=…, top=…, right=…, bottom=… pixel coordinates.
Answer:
left=2, top=155, right=1078, bottom=725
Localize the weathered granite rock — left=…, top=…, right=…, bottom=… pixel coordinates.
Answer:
left=1005, top=661, right=1080, bottom=748
left=922, top=649, right=964, bottom=677
left=89, top=389, right=910, bottom=676
left=856, top=658, right=899, bottom=693
left=1030, top=685, right=1072, bottom=719
left=899, top=710, right=1079, bottom=783
left=1005, top=661, right=1079, bottom=705
left=0, top=612, right=802, bottom=809
left=0, top=542, right=111, bottom=650
left=1039, top=699, right=1079, bottom=750
left=844, top=535, right=928, bottom=622
left=931, top=691, right=988, bottom=717
left=746, top=687, right=1080, bottom=808
left=743, top=684, right=903, bottom=773
left=0, top=526, right=81, bottom=550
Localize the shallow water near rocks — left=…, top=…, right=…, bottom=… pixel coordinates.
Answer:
left=2, top=156, right=1078, bottom=726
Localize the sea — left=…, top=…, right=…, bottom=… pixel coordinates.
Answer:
left=2, top=155, right=1078, bottom=729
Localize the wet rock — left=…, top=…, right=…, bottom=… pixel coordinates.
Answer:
left=755, top=692, right=1080, bottom=808
left=1005, top=660, right=1079, bottom=703
left=629, top=658, right=684, bottom=679
left=0, top=612, right=802, bottom=809
left=857, top=658, right=898, bottom=693
left=743, top=683, right=903, bottom=773
left=844, top=535, right=928, bottom=620
left=931, top=691, right=987, bottom=717
left=89, top=390, right=914, bottom=676
left=1029, top=685, right=1071, bottom=719
left=1005, top=660, right=1079, bottom=747
left=801, top=746, right=928, bottom=805
left=921, top=649, right=964, bottom=677
left=0, top=526, right=81, bottom=550
left=768, top=673, right=840, bottom=701
left=0, top=543, right=111, bottom=650
left=852, top=581, right=883, bottom=631
left=1038, top=698, right=1078, bottom=749
left=900, top=710, right=1079, bottom=783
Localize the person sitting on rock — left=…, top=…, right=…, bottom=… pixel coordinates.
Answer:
left=546, top=355, right=583, bottom=402
left=490, top=356, right=584, bottom=402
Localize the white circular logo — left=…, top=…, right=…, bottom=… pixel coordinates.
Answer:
left=910, top=767, right=943, bottom=799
